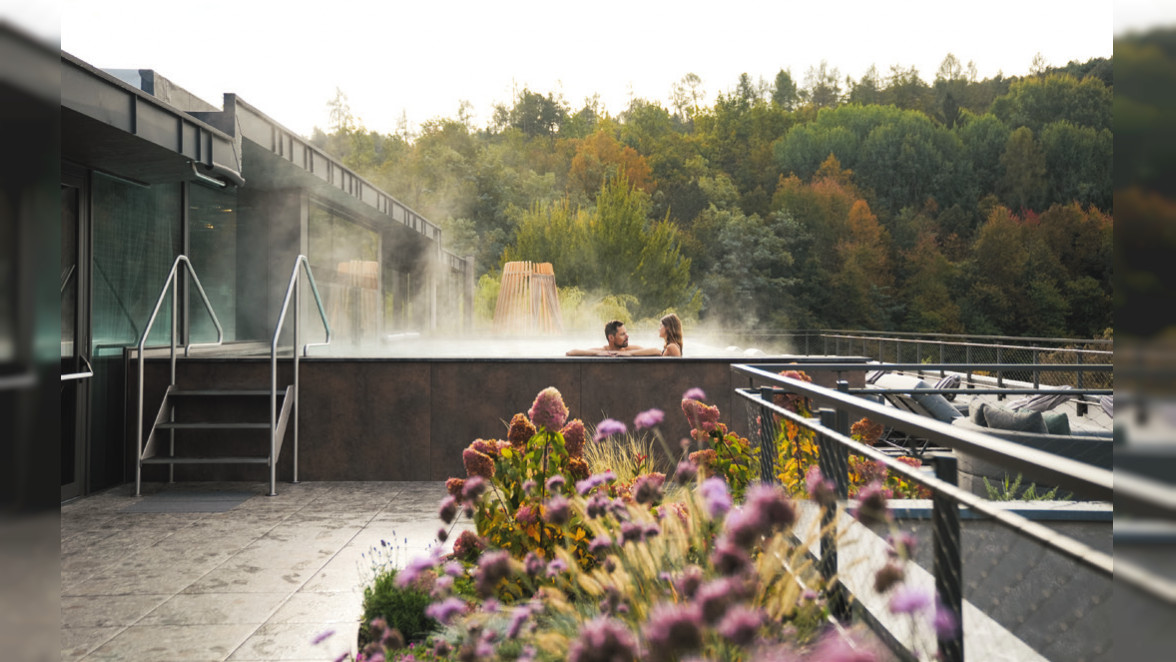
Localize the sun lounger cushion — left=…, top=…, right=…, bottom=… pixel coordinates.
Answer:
left=973, top=403, right=1049, bottom=434
left=911, top=386, right=964, bottom=423
left=1040, top=411, right=1071, bottom=436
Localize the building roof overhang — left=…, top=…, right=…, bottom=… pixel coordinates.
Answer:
left=61, top=52, right=242, bottom=187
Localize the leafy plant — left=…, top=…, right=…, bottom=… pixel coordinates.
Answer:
left=771, top=370, right=820, bottom=496
left=983, top=473, right=1070, bottom=501
left=683, top=397, right=760, bottom=501
left=357, top=568, right=436, bottom=648
left=450, top=388, right=597, bottom=575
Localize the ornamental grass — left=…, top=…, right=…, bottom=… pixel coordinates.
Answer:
left=334, top=386, right=952, bottom=662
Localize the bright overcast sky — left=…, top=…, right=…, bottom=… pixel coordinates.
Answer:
left=51, top=0, right=1123, bottom=138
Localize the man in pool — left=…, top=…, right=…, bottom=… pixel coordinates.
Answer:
left=566, top=320, right=649, bottom=356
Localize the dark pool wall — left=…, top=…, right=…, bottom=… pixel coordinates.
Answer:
left=129, top=356, right=865, bottom=483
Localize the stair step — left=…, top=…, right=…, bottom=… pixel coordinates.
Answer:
left=170, top=389, right=276, bottom=397
left=156, top=422, right=272, bottom=430
left=142, top=456, right=270, bottom=465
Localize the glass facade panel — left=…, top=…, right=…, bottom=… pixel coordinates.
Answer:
left=188, top=184, right=238, bottom=342
left=90, top=173, right=180, bottom=490
left=91, top=173, right=181, bottom=350
left=308, top=203, right=380, bottom=345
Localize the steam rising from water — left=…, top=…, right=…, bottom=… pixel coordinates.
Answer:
left=317, top=331, right=795, bottom=359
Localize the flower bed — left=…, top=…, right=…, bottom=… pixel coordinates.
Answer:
left=331, top=384, right=954, bottom=662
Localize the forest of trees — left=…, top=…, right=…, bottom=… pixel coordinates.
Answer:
left=310, top=53, right=1113, bottom=339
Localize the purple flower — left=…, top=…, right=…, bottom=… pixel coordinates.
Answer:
left=887, top=531, right=918, bottom=559
left=524, top=551, right=545, bottom=578
left=805, top=465, right=837, bottom=507
left=507, top=602, right=539, bottom=638
left=425, top=597, right=468, bottom=625
left=673, top=459, right=698, bottom=484
left=461, top=475, right=487, bottom=501
left=515, top=504, right=538, bottom=525
left=642, top=602, right=703, bottom=660
left=475, top=550, right=515, bottom=597
left=809, top=629, right=881, bottom=661
left=634, top=408, right=665, bottom=430
left=724, top=507, right=765, bottom=548
left=546, top=474, right=566, bottom=493
left=682, top=387, right=707, bottom=401
left=546, top=558, right=568, bottom=577
left=710, top=537, right=752, bottom=576
left=588, top=535, right=613, bottom=555
left=568, top=617, right=640, bottom=662
left=620, top=521, right=645, bottom=544
left=889, top=584, right=934, bottom=615
left=700, top=477, right=732, bottom=519
left=442, top=561, right=463, bottom=577
left=543, top=496, right=571, bottom=525
left=696, top=578, right=738, bottom=624
left=436, top=527, right=448, bottom=543
left=675, top=565, right=705, bottom=599
left=743, top=483, right=797, bottom=530
left=522, top=479, right=537, bottom=494
left=586, top=493, right=610, bottom=518
left=577, top=470, right=618, bottom=495
left=438, top=495, right=458, bottom=524
left=431, top=574, right=453, bottom=597
left=717, top=605, right=763, bottom=646
left=311, top=629, right=335, bottom=645
left=593, top=418, right=627, bottom=442
left=852, top=481, right=890, bottom=527
left=432, top=640, right=451, bottom=658
left=529, top=387, right=569, bottom=431
left=397, top=550, right=439, bottom=588
left=633, top=472, right=666, bottom=504
left=934, top=601, right=959, bottom=638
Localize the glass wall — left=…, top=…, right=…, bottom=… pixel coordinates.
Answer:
left=90, top=172, right=181, bottom=489
left=308, top=203, right=380, bottom=346
left=188, top=184, right=238, bottom=342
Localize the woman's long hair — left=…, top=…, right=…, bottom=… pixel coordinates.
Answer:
left=661, top=313, right=683, bottom=354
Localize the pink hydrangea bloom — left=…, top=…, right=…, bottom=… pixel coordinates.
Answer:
left=528, top=387, right=569, bottom=431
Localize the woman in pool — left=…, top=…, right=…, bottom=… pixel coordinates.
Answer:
left=620, top=313, right=683, bottom=357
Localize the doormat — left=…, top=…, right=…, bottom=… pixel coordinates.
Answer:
left=123, top=489, right=256, bottom=513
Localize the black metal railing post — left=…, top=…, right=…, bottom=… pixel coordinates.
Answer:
left=932, top=454, right=964, bottom=662
left=818, top=407, right=850, bottom=621
left=757, top=387, right=779, bottom=483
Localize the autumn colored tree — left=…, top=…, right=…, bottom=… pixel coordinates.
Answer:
left=567, top=128, right=654, bottom=202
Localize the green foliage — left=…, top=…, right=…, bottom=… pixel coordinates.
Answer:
left=312, top=54, right=1112, bottom=339
left=461, top=411, right=598, bottom=573
left=473, top=273, right=500, bottom=325
left=983, top=473, right=1069, bottom=501
left=358, top=568, right=437, bottom=647
left=504, top=177, right=699, bottom=320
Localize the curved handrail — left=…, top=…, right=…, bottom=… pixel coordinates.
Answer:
left=134, top=255, right=224, bottom=495
left=268, top=255, right=331, bottom=493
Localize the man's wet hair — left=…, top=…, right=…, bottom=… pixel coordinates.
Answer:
left=605, top=320, right=625, bottom=339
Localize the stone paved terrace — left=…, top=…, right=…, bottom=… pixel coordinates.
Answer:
left=62, top=481, right=466, bottom=661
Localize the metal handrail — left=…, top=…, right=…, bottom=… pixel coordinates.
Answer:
left=134, top=255, right=224, bottom=496
left=269, top=255, right=331, bottom=495
left=730, top=365, right=1164, bottom=661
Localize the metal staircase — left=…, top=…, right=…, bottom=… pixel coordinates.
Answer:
left=134, top=255, right=330, bottom=497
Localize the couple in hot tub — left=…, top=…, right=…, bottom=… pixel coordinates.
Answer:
left=566, top=314, right=683, bottom=357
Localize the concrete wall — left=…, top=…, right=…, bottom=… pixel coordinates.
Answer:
left=129, top=355, right=865, bottom=483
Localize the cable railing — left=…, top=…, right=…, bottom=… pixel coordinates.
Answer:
left=729, top=363, right=1163, bottom=662
left=135, top=256, right=224, bottom=492
left=269, top=255, right=331, bottom=493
